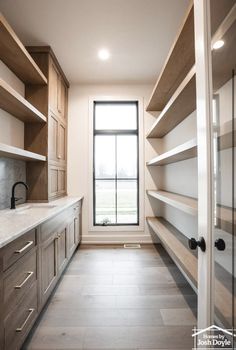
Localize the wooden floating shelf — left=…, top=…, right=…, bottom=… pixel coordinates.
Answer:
left=146, top=3, right=195, bottom=112
left=0, top=78, right=47, bottom=123
left=0, top=13, right=47, bottom=85
left=147, top=190, right=198, bottom=216
left=147, top=138, right=197, bottom=166
left=147, top=217, right=197, bottom=288
left=0, top=143, right=46, bottom=161
left=147, top=216, right=234, bottom=323
left=147, top=190, right=234, bottom=231
left=147, top=67, right=196, bottom=138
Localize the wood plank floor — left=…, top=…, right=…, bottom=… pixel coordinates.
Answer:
left=23, top=244, right=197, bottom=350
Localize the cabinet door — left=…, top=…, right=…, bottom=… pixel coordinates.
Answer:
left=75, top=213, right=81, bottom=245
left=57, top=227, right=67, bottom=275
left=67, top=218, right=76, bottom=258
left=41, top=234, right=58, bottom=304
left=58, top=78, right=67, bottom=121
left=49, top=166, right=58, bottom=198
left=49, top=166, right=66, bottom=199
left=58, top=167, right=66, bottom=194
left=49, top=61, right=60, bottom=116
left=48, top=113, right=58, bottom=163
left=58, top=122, right=66, bottom=163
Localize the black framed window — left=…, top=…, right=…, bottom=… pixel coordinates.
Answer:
left=93, top=101, right=139, bottom=226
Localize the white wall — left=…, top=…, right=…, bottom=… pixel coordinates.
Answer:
left=0, top=61, right=25, bottom=148
left=68, top=84, right=158, bottom=244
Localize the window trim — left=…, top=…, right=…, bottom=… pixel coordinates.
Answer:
left=93, top=101, right=139, bottom=226
left=88, top=96, right=144, bottom=233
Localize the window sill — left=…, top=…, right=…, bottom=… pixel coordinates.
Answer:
left=89, top=225, right=144, bottom=232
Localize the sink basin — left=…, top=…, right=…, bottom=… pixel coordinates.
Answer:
left=13, top=204, right=57, bottom=213
left=30, top=205, right=57, bottom=209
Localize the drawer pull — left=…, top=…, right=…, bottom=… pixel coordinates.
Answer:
left=15, top=271, right=34, bottom=289
left=14, top=241, right=34, bottom=254
left=16, top=308, right=34, bottom=332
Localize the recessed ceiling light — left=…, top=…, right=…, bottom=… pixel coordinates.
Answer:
left=98, top=48, right=110, bottom=61
left=213, top=40, right=224, bottom=50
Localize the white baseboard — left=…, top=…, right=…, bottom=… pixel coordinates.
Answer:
left=81, top=233, right=152, bottom=244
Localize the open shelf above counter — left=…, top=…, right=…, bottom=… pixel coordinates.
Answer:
left=0, top=78, right=47, bottom=123
left=147, top=190, right=198, bottom=216
left=147, top=138, right=197, bottom=166
left=146, top=3, right=195, bottom=112
left=147, top=67, right=196, bottom=138
left=0, top=13, right=47, bottom=85
left=0, top=143, right=46, bottom=161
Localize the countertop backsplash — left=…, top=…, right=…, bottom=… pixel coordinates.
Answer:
left=0, top=157, right=26, bottom=209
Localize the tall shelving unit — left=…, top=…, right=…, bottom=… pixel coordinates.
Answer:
left=146, top=0, right=197, bottom=289
left=0, top=14, right=69, bottom=202
left=146, top=0, right=236, bottom=327
left=0, top=13, right=47, bottom=162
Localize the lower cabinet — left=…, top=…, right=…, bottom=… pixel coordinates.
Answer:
left=40, top=232, right=58, bottom=305
left=0, top=199, right=82, bottom=350
left=57, top=226, right=67, bottom=275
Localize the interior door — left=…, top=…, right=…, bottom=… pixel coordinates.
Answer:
left=194, top=0, right=236, bottom=347
left=210, top=0, right=236, bottom=343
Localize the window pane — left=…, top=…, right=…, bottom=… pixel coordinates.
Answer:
left=95, top=180, right=116, bottom=224
left=117, top=135, right=137, bottom=178
left=117, top=180, right=138, bottom=224
left=95, top=135, right=115, bottom=178
left=95, top=103, right=137, bottom=130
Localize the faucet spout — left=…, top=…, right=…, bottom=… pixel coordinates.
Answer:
left=10, top=181, right=29, bottom=209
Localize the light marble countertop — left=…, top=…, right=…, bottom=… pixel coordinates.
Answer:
left=0, top=196, right=83, bottom=249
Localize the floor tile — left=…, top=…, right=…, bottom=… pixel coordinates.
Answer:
left=160, top=307, right=197, bottom=325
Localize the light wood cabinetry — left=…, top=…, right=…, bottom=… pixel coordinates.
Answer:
left=0, top=13, right=69, bottom=201
left=0, top=229, right=38, bottom=350
left=49, top=61, right=67, bottom=121
left=0, top=14, right=47, bottom=163
left=48, top=112, right=66, bottom=165
left=25, top=46, right=69, bottom=201
left=40, top=232, right=58, bottom=305
left=67, top=217, right=76, bottom=258
left=57, top=227, right=67, bottom=275
left=0, top=199, right=82, bottom=350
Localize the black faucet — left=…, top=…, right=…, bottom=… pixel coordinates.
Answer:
left=10, top=181, right=29, bottom=209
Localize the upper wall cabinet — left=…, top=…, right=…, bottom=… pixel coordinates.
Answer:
left=0, top=13, right=47, bottom=85
left=49, top=56, right=67, bottom=121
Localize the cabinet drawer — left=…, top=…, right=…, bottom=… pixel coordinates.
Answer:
left=40, top=210, right=68, bottom=242
left=2, top=229, right=36, bottom=271
left=4, top=282, right=37, bottom=350
left=3, top=250, right=37, bottom=316
left=67, top=201, right=81, bottom=218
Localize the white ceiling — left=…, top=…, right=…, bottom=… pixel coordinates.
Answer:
left=0, top=0, right=190, bottom=84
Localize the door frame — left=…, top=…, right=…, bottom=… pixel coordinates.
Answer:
left=194, top=0, right=214, bottom=329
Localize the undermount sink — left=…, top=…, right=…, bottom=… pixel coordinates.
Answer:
left=13, top=204, right=57, bottom=213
